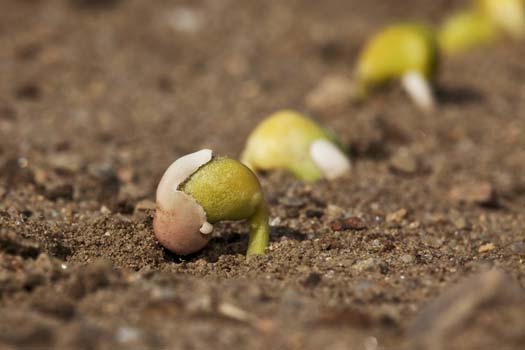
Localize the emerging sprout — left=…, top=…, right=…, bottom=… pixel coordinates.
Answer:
left=476, top=0, right=525, bottom=39
left=355, top=23, right=439, bottom=112
left=154, top=150, right=269, bottom=256
left=438, top=0, right=523, bottom=55
left=241, top=110, right=351, bottom=182
left=438, top=11, right=498, bottom=54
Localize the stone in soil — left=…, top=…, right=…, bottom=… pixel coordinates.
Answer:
left=389, top=148, right=419, bottom=175
left=449, top=181, right=496, bottom=206
left=330, top=216, right=367, bottom=231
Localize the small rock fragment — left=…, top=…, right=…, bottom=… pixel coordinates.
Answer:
left=48, top=153, right=83, bottom=173
left=408, top=221, right=420, bottom=229
left=269, top=217, right=281, bottom=227
left=449, top=181, right=496, bottom=205
left=330, top=216, right=367, bottom=231
left=330, top=220, right=345, bottom=231
left=478, top=243, right=496, bottom=253
left=345, top=217, right=367, bottom=230
left=353, top=258, right=376, bottom=272
left=100, top=206, right=111, bottom=215
left=389, top=148, right=418, bottom=175
left=217, top=303, right=254, bottom=323
left=305, top=75, right=355, bottom=113
left=386, top=208, right=407, bottom=223
left=451, top=216, right=470, bottom=230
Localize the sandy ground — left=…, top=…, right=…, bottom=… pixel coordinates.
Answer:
left=1, top=0, right=524, bottom=349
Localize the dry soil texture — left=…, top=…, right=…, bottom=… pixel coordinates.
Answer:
left=1, top=0, right=525, bottom=349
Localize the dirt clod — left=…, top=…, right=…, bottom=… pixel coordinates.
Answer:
left=305, top=75, right=355, bottom=113
left=449, top=181, right=496, bottom=206
left=386, top=208, right=407, bottom=223
left=389, top=147, right=419, bottom=175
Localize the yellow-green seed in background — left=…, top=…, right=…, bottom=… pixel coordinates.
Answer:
left=438, top=10, right=498, bottom=54
left=355, top=23, right=439, bottom=96
left=476, top=0, right=525, bottom=39
left=241, top=110, right=345, bottom=182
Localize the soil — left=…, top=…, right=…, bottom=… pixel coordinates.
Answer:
left=1, top=0, right=525, bottom=349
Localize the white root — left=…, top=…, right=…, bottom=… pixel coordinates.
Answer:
left=401, top=71, right=436, bottom=112
left=310, top=139, right=351, bottom=180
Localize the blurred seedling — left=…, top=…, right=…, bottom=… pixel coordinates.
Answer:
left=154, top=150, right=269, bottom=256
left=438, top=11, right=498, bottom=54
left=241, top=110, right=351, bottom=182
left=477, top=0, right=524, bottom=39
left=439, top=0, right=524, bottom=55
left=354, top=23, right=439, bottom=112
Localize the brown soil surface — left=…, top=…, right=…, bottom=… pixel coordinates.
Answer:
left=1, top=0, right=525, bottom=349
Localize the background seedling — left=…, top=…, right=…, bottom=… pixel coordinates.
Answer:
left=438, top=11, right=498, bottom=54
left=438, top=0, right=523, bottom=55
left=355, top=23, right=439, bottom=112
left=154, top=150, right=269, bottom=256
left=477, top=0, right=524, bottom=39
left=241, top=110, right=351, bottom=182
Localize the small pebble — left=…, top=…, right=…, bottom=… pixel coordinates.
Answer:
left=408, top=221, right=420, bottom=229
left=269, top=217, right=281, bottom=227
left=346, top=216, right=367, bottom=230
left=449, top=181, right=496, bottom=205
left=330, top=217, right=367, bottom=231
left=353, top=258, right=376, bottom=272
left=389, top=148, right=418, bottom=175
left=478, top=243, right=496, bottom=253
left=386, top=208, right=407, bottom=223
left=330, top=220, right=345, bottom=231
left=452, top=216, right=470, bottom=230
left=305, top=75, right=354, bottom=113
left=100, top=205, right=111, bottom=215
left=49, top=153, right=83, bottom=173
